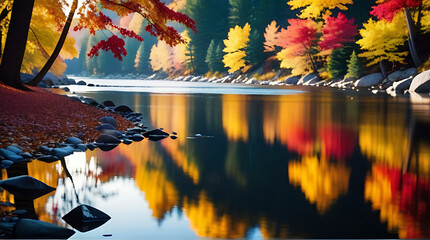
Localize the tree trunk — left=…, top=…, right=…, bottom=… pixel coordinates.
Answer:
left=0, top=7, right=10, bottom=58
left=380, top=60, right=388, bottom=79
left=28, top=0, right=78, bottom=86
left=404, top=7, right=421, bottom=67
left=0, top=0, right=34, bottom=90
left=308, top=51, right=321, bottom=81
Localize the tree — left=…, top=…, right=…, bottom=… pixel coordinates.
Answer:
left=327, top=46, right=354, bottom=79
left=222, top=23, right=251, bottom=73
left=264, top=21, right=280, bottom=53
left=276, top=19, right=320, bottom=76
left=345, top=50, right=364, bottom=79
left=205, top=40, right=217, bottom=72
left=0, top=0, right=197, bottom=89
left=371, top=0, right=423, bottom=66
left=357, top=13, right=408, bottom=76
left=287, top=0, right=353, bottom=19
left=0, top=0, right=35, bottom=89
left=319, top=13, right=357, bottom=51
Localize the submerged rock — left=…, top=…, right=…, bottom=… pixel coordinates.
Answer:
left=15, top=218, right=75, bottom=239
left=0, top=175, right=56, bottom=199
left=96, top=134, right=121, bottom=144
left=129, top=134, right=144, bottom=142
left=62, top=204, right=111, bottom=232
left=122, top=139, right=132, bottom=145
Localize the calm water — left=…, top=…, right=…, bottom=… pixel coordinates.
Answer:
left=2, top=79, right=430, bottom=239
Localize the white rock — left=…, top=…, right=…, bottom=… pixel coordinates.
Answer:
left=393, top=77, right=413, bottom=93
left=245, top=78, right=258, bottom=84
left=409, top=70, right=430, bottom=93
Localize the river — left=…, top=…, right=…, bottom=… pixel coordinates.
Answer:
left=3, top=78, right=430, bottom=239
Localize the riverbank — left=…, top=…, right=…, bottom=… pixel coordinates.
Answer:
left=0, top=83, right=133, bottom=152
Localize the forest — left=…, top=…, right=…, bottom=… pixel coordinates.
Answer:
left=1, top=0, right=430, bottom=82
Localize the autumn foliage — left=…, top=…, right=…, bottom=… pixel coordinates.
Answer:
left=319, top=13, right=357, bottom=51
left=74, top=0, right=196, bottom=60
left=370, top=0, right=422, bottom=21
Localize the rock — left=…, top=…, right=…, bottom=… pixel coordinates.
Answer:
left=99, top=116, right=118, bottom=129
left=77, top=80, right=86, bottom=85
left=96, top=134, right=121, bottom=144
left=6, top=146, right=22, bottom=154
left=37, top=155, right=60, bottom=163
left=409, top=70, right=430, bottom=93
left=0, top=160, right=14, bottom=169
left=172, top=131, right=177, bottom=135
left=53, top=147, right=75, bottom=158
left=143, top=129, right=169, bottom=141
left=59, top=76, right=76, bottom=85
left=102, top=100, right=115, bottom=107
left=393, top=77, right=413, bottom=93
left=87, top=143, right=97, bottom=151
left=122, top=139, right=133, bottom=145
left=354, top=73, right=384, bottom=88
left=303, top=77, right=319, bottom=86
left=170, top=136, right=178, bottom=140
left=101, top=129, right=124, bottom=138
left=62, top=87, right=70, bottom=92
left=83, top=98, right=99, bottom=106
left=0, top=175, right=56, bottom=199
left=400, top=68, right=418, bottom=79
left=76, top=144, right=88, bottom=152
left=130, top=134, right=144, bottom=142
left=297, top=73, right=317, bottom=85
left=62, top=204, right=111, bottom=233
left=284, top=76, right=300, bottom=85
left=66, top=137, right=83, bottom=145
left=388, top=70, right=403, bottom=82
left=114, top=105, right=133, bottom=113
left=245, top=78, right=258, bottom=84
left=11, top=209, right=28, bottom=216
left=87, top=83, right=95, bottom=87
left=97, top=144, right=119, bottom=152
left=19, top=152, right=33, bottom=159
left=68, top=96, right=81, bottom=102
left=38, top=146, right=53, bottom=154
left=97, top=123, right=117, bottom=131
left=0, top=149, right=24, bottom=162
left=15, top=219, right=75, bottom=239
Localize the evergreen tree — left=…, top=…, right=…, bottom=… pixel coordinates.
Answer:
left=328, top=46, right=353, bottom=79
left=205, top=40, right=216, bottom=72
left=245, top=29, right=264, bottom=67
left=345, top=50, right=364, bottom=79
left=229, top=0, right=253, bottom=27
left=184, top=0, right=229, bottom=74
left=214, top=43, right=226, bottom=72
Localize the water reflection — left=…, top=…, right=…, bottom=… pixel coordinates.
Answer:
left=2, top=89, right=430, bottom=239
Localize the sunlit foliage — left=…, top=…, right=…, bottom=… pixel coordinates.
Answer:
left=222, top=23, right=251, bottom=73
left=287, top=0, right=353, bottom=19
left=357, top=12, right=409, bottom=66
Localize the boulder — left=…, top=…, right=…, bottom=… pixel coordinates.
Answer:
left=400, top=68, right=418, bottom=79
left=37, top=155, right=60, bottom=163
left=6, top=146, right=22, bottom=154
left=102, top=100, right=115, bottom=107
left=245, top=79, right=258, bottom=84
left=42, top=72, right=60, bottom=85
left=393, top=77, right=413, bottom=93
left=99, top=116, right=118, bottom=129
left=97, top=123, right=117, bottom=131
left=0, top=149, right=23, bottom=162
left=65, top=137, right=83, bottom=145
left=409, top=70, right=430, bottom=93
left=76, top=80, right=86, bottom=85
left=53, top=147, right=75, bottom=158
left=15, top=219, right=75, bottom=239
left=388, top=70, right=403, bottom=82
left=143, top=129, right=169, bottom=141
left=0, top=160, right=14, bottom=169
left=96, top=134, right=121, bottom=144
left=284, top=76, right=300, bottom=85
left=122, top=139, right=133, bottom=145
left=114, top=105, right=133, bottom=113
left=101, top=129, right=124, bottom=138
left=62, top=204, right=111, bottom=233
left=354, top=73, right=384, bottom=88
left=0, top=175, right=56, bottom=199
left=59, top=76, right=76, bottom=85
left=297, top=73, right=317, bottom=85
left=83, top=98, right=98, bottom=106
left=130, top=134, right=144, bottom=142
